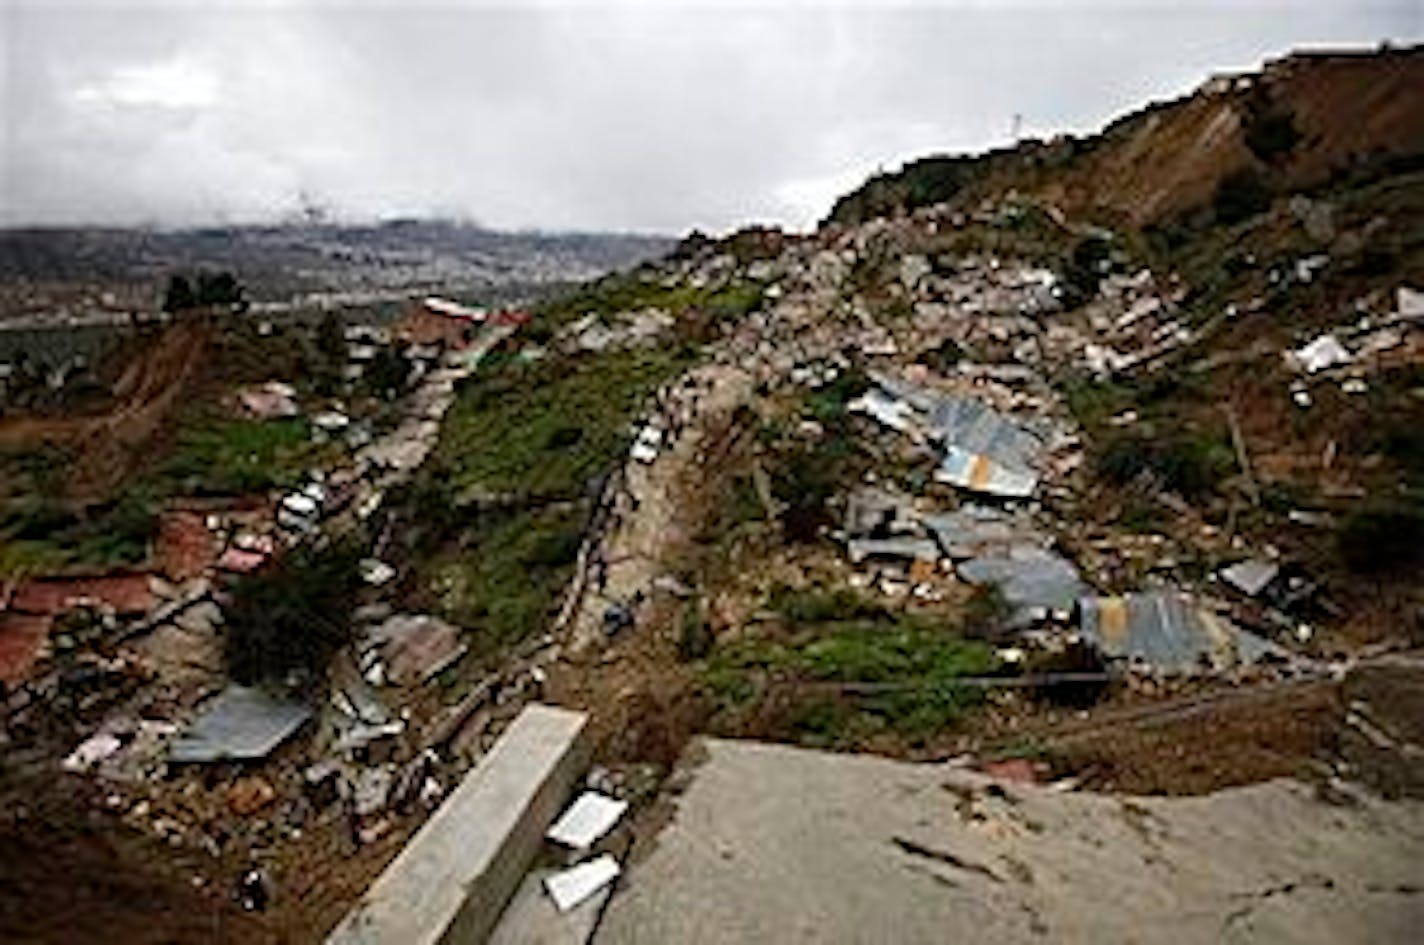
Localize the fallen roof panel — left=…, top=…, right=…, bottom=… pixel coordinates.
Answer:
left=958, top=547, right=1085, bottom=624
left=1078, top=592, right=1281, bottom=673
left=1220, top=559, right=1280, bottom=597
left=169, top=685, right=312, bottom=763
left=921, top=505, right=1041, bottom=559
left=935, top=447, right=1038, bottom=498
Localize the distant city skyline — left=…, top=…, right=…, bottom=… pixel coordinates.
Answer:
left=2, top=0, right=1419, bottom=234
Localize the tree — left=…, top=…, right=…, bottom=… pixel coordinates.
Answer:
left=162, top=275, right=196, bottom=313
left=196, top=271, right=245, bottom=308
left=225, top=539, right=363, bottom=687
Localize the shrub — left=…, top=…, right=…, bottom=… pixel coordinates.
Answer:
left=1059, top=235, right=1113, bottom=308
left=162, top=271, right=246, bottom=313
left=918, top=339, right=966, bottom=374
left=772, top=585, right=887, bottom=624
left=1095, top=430, right=1234, bottom=498
left=1338, top=498, right=1424, bottom=575
left=1244, top=106, right=1301, bottom=164
left=770, top=436, right=857, bottom=542
left=678, top=597, right=713, bottom=661
left=158, top=417, right=312, bottom=495
left=1214, top=168, right=1273, bottom=225
left=963, top=585, right=1012, bottom=636
left=225, top=539, right=364, bottom=686
left=806, top=367, right=869, bottom=422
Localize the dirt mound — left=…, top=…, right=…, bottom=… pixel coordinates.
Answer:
left=0, top=766, right=275, bottom=945
left=0, top=317, right=212, bottom=498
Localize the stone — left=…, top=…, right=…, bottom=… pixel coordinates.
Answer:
left=228, top=776, right=278, bottom=815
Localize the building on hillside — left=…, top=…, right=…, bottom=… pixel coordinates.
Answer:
left=393, top=297, right=486, bottom=348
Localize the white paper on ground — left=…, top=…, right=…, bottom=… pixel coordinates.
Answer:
left=543, top=855, right=621, bottom=913
left=546, top=791, right=630, bottom=849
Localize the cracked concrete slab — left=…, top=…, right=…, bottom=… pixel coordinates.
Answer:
left=595, top=738, right=1424, bottom=944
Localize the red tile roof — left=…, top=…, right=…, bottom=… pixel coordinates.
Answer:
left=0, top=613, right=52, bottom=687
left=11, top=574, right=155, bottom=616
left=156, top=511, right=217, bottom=581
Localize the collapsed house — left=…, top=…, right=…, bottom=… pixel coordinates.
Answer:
left=1077, top=591, right=1283, bottom=674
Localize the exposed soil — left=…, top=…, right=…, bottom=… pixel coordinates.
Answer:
left=0, top=765, right=276, bottom=945
left=0, top=318, right=212, bottom=499
left=1020, top=677, right=1343, bottom=794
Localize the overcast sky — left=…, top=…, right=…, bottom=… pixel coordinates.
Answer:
left=1, top=1, right=1418, bottom=234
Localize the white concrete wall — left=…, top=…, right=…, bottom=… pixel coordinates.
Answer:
left=327, top=704, right=590, bottom=945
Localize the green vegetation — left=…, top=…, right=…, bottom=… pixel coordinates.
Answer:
left=770, top=434, right=859, bottom=542
left=1118, top=498, right=1169, bottom=534
left=525, top=268, right=764, bottom=346
left=1095, top=428, right=1235, bottom=499
left=1242, top=97, right=1302, bottom=165
left=827, top=152, right=1001, bottom=224
left=700, top=584, right=997, bottom=747
left=805, top=367, right=869, bottom=423
left=769, top=585, right=888, bottom=623
left=155, top=416, right=316, bottom=496
left=1059, top=234, right=1114, bottom=308
left=437, top=347, right=690, bottom=500
left=0, top=489, right=158, bottom=578
left=677, top=595, right=713, bottom=661
left=424, top=504, right=582, bottom=652
left=1063, top=374, right=1236, bottom=500
left=963, top=584, right=1012, bottom=636
left=1062, top=377, right=1140, bottom=431
left=917, top=338, right=966, bottom=374
left=400, top=300, right=699, bottom=651
left=225, top=538, right=363, bottom=687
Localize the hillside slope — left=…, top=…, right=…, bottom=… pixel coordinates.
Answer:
left=829, top=47, right=1424, bottom=230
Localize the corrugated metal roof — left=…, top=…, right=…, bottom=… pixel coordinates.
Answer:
left=921, top=505, right=1042, bottom=559
left=169, top=685, right=312, bottom=763
left=958, top=547, right=1085, bottom=625
left=856, top=373, right=1045, bottom=498
left=935, top=446, right=1038, bottom=497
left=1078, top=592, right=1280, bottom=673
left=925, top=395, right=1043, bottom=471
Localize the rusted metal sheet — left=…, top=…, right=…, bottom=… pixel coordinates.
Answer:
left=1078, top=591, right=1280, bottom=673
left=935, top=446, right=1038, bottom=498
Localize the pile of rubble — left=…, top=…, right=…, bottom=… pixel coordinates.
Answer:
left=1283, top=284, right=1423, bottom=408
left=0, top=317, right=536, bottom=909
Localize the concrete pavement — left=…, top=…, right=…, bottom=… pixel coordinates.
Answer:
left=595, top=738, right=1424, bottom=944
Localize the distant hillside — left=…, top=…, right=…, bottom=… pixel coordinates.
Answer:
left=0, top=221, right=675, bottom=325
left=828, top=46, right=1424, bottom=230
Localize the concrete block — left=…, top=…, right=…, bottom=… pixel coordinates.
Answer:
left=327, top=704, right=590, bottom=945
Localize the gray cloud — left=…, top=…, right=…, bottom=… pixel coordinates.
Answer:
left=2, top=1, right=1419, bottom=233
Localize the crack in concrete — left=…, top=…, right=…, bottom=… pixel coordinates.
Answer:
left=891, top=835, right=1005, bottom=884
left=1224, top=874, right=1336, bottom=929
